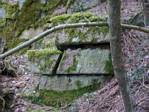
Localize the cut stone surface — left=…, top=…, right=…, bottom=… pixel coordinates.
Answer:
left=57, top=48, right=111, bottom=74
left=21, top=74, right=111, bottom=93
left=26, top=48, right=62, bottom=74
left=38, top=75, right=109, bottom=91
left=56, top=27, right=109, bottom=45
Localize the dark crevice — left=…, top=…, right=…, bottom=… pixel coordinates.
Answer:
left=38, top=73, right=114, bottom=77
left=56, top=42, right=110, bottom=51
left=52, top=52, right=64, bottom=74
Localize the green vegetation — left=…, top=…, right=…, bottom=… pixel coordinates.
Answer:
left=26, top=48, right=61, bottom=72
left=38, top=58, right=54, bottom=72
left=26, top=83, right=100, bottom=108
left=5, top=3, right=19, bottom=19
left=65, top=55, right=78, bottom=73
left=50, top=13, right=107, bottom=43
left=104, top=54, right=114, bottom=74
left=0, top=19, right=5, bottom=26
left=27, top=108, right=45, bottom=112
left=26, top=48, right=61, bottom=60
left=0, top=1, right=107, bottom=49
left=75, top=80, right=82, bottom=89
left=50, top=12, right=105, bottom=25
left=0, top=0, right=68, bottom=49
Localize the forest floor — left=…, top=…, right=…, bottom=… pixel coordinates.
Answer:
left=67, top=78, right=149, bottom=112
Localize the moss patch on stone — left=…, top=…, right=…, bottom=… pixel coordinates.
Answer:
left=104, top=54, right=114, bottom=74
left=50, top=12, right=105, bottom=25
left=0, top=0, right=68, bottom=49
left=4, top=3, right=19, bottom=19
left=26, top=48, right=61, bottom=60
left=0, top=19, right=6, bottom=26
left=25, top=83, right=100, bottom=108
left=50, top=12, right=108, bottom=44
left=65, top=55, right=78, bottom=73
left=26, top=48, right=61, bottom=72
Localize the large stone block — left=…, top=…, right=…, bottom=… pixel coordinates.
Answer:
left=26, top=48, right=62, bottom=74
left=38, top=75, right=109, bottom=91
left=56, top=27, right=109, bottom=46
left=21, top=74, right=111, bottom=93
left=57, top=48, right=111, bottom=74
left=49, top=13, right=109, bottom=46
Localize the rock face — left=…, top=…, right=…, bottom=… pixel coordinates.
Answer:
left=19, top=28, right=43, bottom=40
left=21, top=74, right=110, bottom=95
left=24, top=12, right=112, bottom=92
left=58, top=48, right=110, bottom=74
left=26, top=48, right=62, bottom=74
left=56, top=27, right=109, bottom=46
left=0, top=8, right=5, bottom=18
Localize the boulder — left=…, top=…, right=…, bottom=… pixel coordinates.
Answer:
left=56, top=27, right=109, bottom=46
left=57, top=48, right=111, bottom=74
left=21, top=74, right=111, bottom=93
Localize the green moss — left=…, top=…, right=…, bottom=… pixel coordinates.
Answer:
left=25, top=83, right=100, bottom=108
left=75, top=80, right=82, bottom=89
left=99, top=26, right=109, bottom=34
left=50, top=12, right=105, bottom=25
left=4, top=3, right=19, bottom=19
left=16, top=0, right=42, bottom=35
left=6, top=38, right=22, bottom=49
left=50, top=14, right=71, bottom=25
left=104, top=54, right=114, bottom=74
left=68, top=12, right=98, bottom=23
left=63, top=26, right=108, bottom=44
left=38, top=58, right=54, bottom=71
left=44, top=0, right=61, bottom=12
left=50, top=13, right=107, bottom=44
left=64, top=28, right=87, bottom=43
left=27, top=108, right=45, bottom=112
left=0, top=0, right=67, bottom=49
left=0, top=19, right=6, bottom=26
left=45, top=40, right=56, bottom=48
left=26, top=48, right=61, bottom=60
left=65, top=55, right=78, bottom=73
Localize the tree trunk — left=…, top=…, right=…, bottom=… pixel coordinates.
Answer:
left=108, top=0, right=133, bottom=112
left=143, top=0, right=149, bottom=26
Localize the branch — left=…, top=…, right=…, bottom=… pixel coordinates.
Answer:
left=121, top=23, right=149, bottom=33
left=0, top=22, right=148, bottom=59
